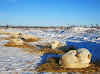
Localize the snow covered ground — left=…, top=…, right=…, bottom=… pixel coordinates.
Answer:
left=0, top=27, right=100, bottom=72
left=0, top=38, right=41, bottom=71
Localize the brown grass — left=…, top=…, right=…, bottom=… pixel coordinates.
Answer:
left=41, top=48, right=64, bottom=55
left=0, top=32, right=11, bottom=35
left=24, top=38, right=40, bottom=42
left=0, top=37, right=9, bottom=41
left=22, top=47, right=64, bottom=56
left=36, top=58, right=100, bottom=72
left=4, top=42, right=35, bottom=49
left=4, top=41, right=42, bottom=55
left=4, top=41, right=64, bottom=55
left=6, top=36, right=40, bottom=42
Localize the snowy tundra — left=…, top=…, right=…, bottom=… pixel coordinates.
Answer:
left=0, top=27, right=100, bottom=72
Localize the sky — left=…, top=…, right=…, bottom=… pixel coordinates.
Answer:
left=0, top=0, right=100, bottom=26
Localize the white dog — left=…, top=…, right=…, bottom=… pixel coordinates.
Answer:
left=10, top=32, right=23, bottom=38
left=60, top=48, right=92, bottom=68
left=10, top=39, right=24, bottom=45
left=22, top=34, right=39, bottom=40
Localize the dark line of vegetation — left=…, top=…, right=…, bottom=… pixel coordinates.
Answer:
left=0, top=24, right=100, bottom=29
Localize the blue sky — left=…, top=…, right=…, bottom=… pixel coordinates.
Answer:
left=0, top=0, right=99, bottom=26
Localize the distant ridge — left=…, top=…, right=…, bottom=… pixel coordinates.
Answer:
left=0, top=25, right=61, bottom=28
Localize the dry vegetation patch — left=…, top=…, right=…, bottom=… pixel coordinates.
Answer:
left=0, top=32, right=11, bottom=35
left=36, top=58, right=100, bottom=72
left=4, top=41, right=41, bottom=55
left=0, top=38, right=9, bottom=41
left=22, top=47, right=64, bottom=56
left=40, top=48, right=64, bottom=55
left=7, top=36, right=40, bottom=42
left=24, top=38, right=40, bottom=42
left=4, top=42, right=35, bottom=48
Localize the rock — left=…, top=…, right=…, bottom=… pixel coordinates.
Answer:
left=51, top=40, right=60, bottom=49
left=60, top=48, right=92, bottom=68
left=51, top=40, right=66, bottom=49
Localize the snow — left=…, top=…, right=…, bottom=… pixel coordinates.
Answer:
left=0, top=39, right=41, bottom=71
left=0, top=27, right=100, bottom=71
